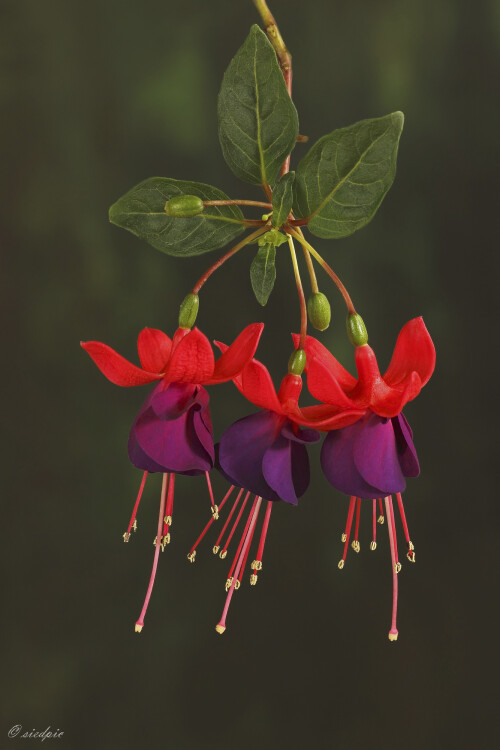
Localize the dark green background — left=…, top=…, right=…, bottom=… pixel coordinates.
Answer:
left=3, top=0, right=498, bottom=747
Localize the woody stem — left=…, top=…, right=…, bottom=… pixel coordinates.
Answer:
left=287, top=234, right=307, bottom=349
left=285, top=225, right=356, bottom=315
left=254, top=0, right=292, bottom=177
left=191, top=225, right=269, bottom=294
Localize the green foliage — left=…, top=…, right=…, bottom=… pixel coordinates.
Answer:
left=218, top=25, right=299, bottom=186
left=293, top=112, right=404, bottom=239
left=109, top=178, right=245, bottom=257
left=271, top=172, right=295, bottom=228
left=257, top=228, right=288, bottom=247
left=250, top=243, right=277, bottom=305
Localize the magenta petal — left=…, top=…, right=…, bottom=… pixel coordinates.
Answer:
left=321, top=421, right=381, bottom=499
left=262, top=431, right=313, bottom=505
left=280, top=423, right=321, bottom=445
left=392, top=413, right=420, bottom=477
left=128, top=383, right=214, bottom=475
left=353, top=413, right=406, bottom=493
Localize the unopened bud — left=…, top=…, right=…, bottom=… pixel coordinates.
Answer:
left=346, top=313, right=368, bottom=347
left=178, top=293, right=199, bottom=329
left=165, top=194, right=204, bottom=218
left=288, top=348, right=306, bottom=376
left=307, top=292, right=331, bottom=331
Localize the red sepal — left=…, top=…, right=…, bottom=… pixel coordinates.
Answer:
left=293, top=333, right=357, bottom=390
left=296, top=405, right=366, bottom=430
left=383, top=317, right=436, bottom=388
left=209, top=323, right=264, bottom=384
left=137, top=328, right=172, bottom=373
left=306, top=358, right=358, bottom=409
left=239, top=360, right=282, bottom=412
left=164, top=327, right=215, bottom=384
left=80, top=341, right=161, bottom=386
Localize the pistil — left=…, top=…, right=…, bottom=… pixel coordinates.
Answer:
left=385, top=495, right=399, bottom=641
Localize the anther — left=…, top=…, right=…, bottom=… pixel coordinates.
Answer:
left=351, top=540, right=360, bottom=553
left=187, top=551, right=196, bottom=563
left=225, top=577, right=233, bottom=591
left=219, top=550, right=227, bottom=559
left=250, top=574, right=258, bottom=585
left=132, top=520, right=138, bottom=532
left=378, top=515, right=385, bottom=524
left=213, top=545, right=220, bottom=554
left=370, top=541, right=377, bottom=551
left=395, top=562, right=402, bottom=574
left=252, top=560, right=263, bottom=571
left=234, top=580, right=241, bottom=590
left=338, top=560, right=345, bottom=570
left=211, top=505, right=219, bottom=520
left=341, top=533, right=347, bottom=542
left=123, top=532, right=130, bottom=543
left=215, top=624, right=226, bottom=634
left=164, top=515, right=172, bottom=526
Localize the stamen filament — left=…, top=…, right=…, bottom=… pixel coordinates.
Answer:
left=351, top=497, right=361, bottom=552
left=135, top=473, right=168, bottom=633
left=226, top=496, right=259, bottom=586
left=216, top=497, right=262, bottom=634
left=213, top=487, right=245, bottom=554
left=219, top=490, right=251, bottom=559
left=338, top=496, right=356, bottom=569
left=205, top=471, right=219, bottom=519
left=123, top=470, right=148, bottom=541
left=161, top=472, right=175, bottom=541
left=378, top=497, right=385, bottom=524
left=251, top=500, right=273, bottom=584
left=385, top=495, right=399, bottom=641
left=396, top=492, right=415, bottom=562
left=370, top=498, right=377, bottom=550
left=238, top=503, right=260, bottom=583
left=387, top=495, right=401, bottom=572
left=187, top=486, right=235, bottom=562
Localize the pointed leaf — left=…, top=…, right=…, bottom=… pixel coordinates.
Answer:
left=271, top=172, right=295, bottom=228
left=293, top=112, right=404, bottom=239
left=218, top=25, right=299, bottom=186
left=250, top=244, right=276, bottom=306
left=109, top=177, right=245, bottom=256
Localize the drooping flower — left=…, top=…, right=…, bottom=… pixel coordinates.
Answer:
left=296, top=317, right=436, bottom=641
left=185, top=351, right=366, bottom=634
left=81, top=322, right=263, bottom=631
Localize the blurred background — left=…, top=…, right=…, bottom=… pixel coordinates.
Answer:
left=2, top=0, right=499, bottom=747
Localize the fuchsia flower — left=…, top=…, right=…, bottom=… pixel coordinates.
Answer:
left=186, top=351, right=366, bottom=634
left=81, top=322, right=263, bottom=631
left=296, top=317, right=436, bottom=640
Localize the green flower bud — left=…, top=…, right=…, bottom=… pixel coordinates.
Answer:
left=307, top=292, right=331, bottom=331
left=346, top=313, right=368, bottom=347
left=178, top=293, right=199, bottom=329
left=164, top=195, right=204, bottom=218
left=288, top=348, right=306, bottom=376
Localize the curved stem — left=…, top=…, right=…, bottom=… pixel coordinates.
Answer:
left=287, top=234, right=307, bottom=349
left=301, top=244, right=319, bottom=294
left=285, top=225, right=356, bottom=315
left=191, top=225, right=269, bottom=295
left=203, top=199, right=272, bottom=209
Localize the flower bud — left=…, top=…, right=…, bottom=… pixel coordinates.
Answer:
left=178, top=293, right=199, bottom=329
left=307, top=292, right=331, bottom=331
left=288, top=348, right=306, bottom=376
left=346, top=313, right=368, bottom=346
left=164, top=195, right=204, bottom=218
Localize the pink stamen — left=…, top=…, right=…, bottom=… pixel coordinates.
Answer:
left=227, top=496, right=259, bottom=586
left=384, top=495, right=399, bottom=641
left=205, top=471, right=219, bottom=518
left=186, top=486, right=235, bottom=562
left=396, top=492, right=415, bottom=562
left=370, top=498, right=377, bottom=550
left=251, top=500, right=273, bottom=584
left=135, top=473, right=169, bottom=633
left=378, top=497, right=385, bottom=524
left=338, top=496, right=356, bottom=569
left=218, top=490, right=251, bottom=559
left=123, top=471, right=148, bottom=541
left=237, top=500, right=261, bottom=583
left=216, top=497, right=262, bottom=634
left=213, top=488, right=244, bottom=554
left=351, top=497, right=361, bottom=552
left=161, top=472, right=175, bottom=541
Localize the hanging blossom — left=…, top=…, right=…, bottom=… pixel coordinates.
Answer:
left=81, top=322, right=263, bottom=631
left=186, top=348, right=366, bottom=634
left=296, top=317, right=436, bottom=641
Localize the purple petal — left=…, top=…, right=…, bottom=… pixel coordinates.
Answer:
left=353, top=413, right=406, bottom=494
left=321, top=419, right=381, bottom=499
left=392, top=413, right=420, bottom=477
left=280, top=423, right=321, bottom=445
left=218, top=411, right=285, bottom=502
left=261, top=432, right=312, bottom=505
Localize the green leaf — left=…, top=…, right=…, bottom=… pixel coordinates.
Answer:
left=271, top=172, right=295, bottom=228
left=109, top=177, right=245, bottom=257
left=218, top=25, right=299, bottom=186
left=293, top=112, right=404, bottom=239
left=250, top=243, right=277, bottom=305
